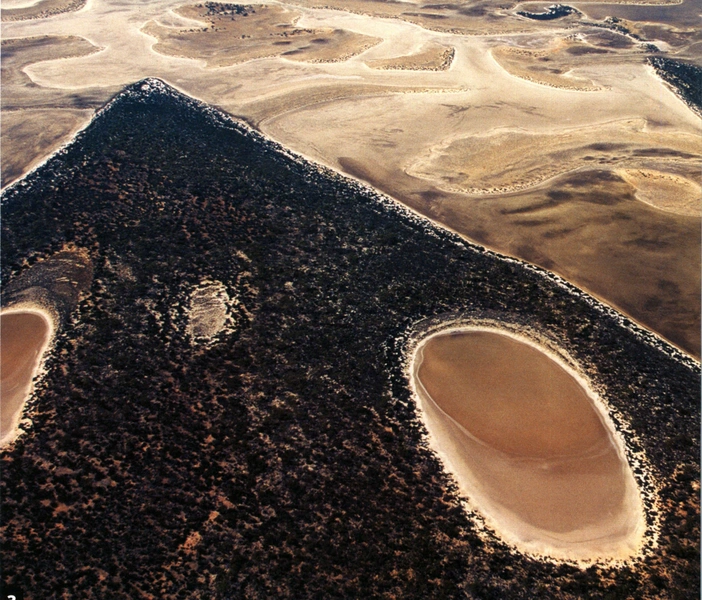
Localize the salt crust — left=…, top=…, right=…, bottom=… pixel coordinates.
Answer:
left=0, top=305, right=56, bottom=447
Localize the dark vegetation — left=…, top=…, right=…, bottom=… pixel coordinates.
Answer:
left=203, top=2, right=255, bottom=17
left=1, top=80, right=699, bottom=599
left=516, top=4, right=578, bottom=20
left=649, top=56, right=702, bottom=117
left=583, top=18, right=640, bottom=48
left=0, top=0, right=86, bottom=22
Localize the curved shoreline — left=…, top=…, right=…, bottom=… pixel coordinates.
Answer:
left=408, top=323, right=650, bottom=564
left=0, top=305, right=56, bottom=447
left=257, top=99, right=700, bottom=364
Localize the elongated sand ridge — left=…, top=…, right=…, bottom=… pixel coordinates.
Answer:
left=412, top=327, right=646, bottom=562
left=1, top=309, right=53, bottom=446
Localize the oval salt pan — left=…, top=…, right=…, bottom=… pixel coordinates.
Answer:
left=1, top=310, right=53, bottom=446
left=412, top=328, right=645, bottom=562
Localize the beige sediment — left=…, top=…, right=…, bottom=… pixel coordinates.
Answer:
left=409, top=325, right=647, bottom=563
left=0, top=305, right=55, bottom=447
left=616, top=168, right=701, bottom=217
left=185, top=280, right=236, bottom=345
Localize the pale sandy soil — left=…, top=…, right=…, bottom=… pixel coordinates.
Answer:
left=287, top=0, right=581, bottom=36
left=1, top=108, right=94, bottom=185
left=365, top=42, right=454, bottom=71
left=2, top=35, right=99, bottom=83
left=143, top=4, right=381, bottom=67
left=411, top=327, right=646, bottom=562
left=186, top=280, right=234, bottom=344
left=1, top=0, right=700, bottom=357
left=1, top=34, right=114, bottom=185
left=1, top=0, right=86, bottom=21
left=490, top=45, right=604, bottom=91
left=2, top=0, right=45, bottom=9
left=0, top=308, right=54, bottom=447
left=617, top=168, right=701, bottom=216
left=405, top=118, right=701, bottom=197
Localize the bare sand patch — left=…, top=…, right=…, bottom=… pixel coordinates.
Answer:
left=406, top=119, right=702, bottom=196
left=288, top=0, right=566, bottom=35
left=1, top=0, right=85, bottom=21
left=186, top=280, right=234, bottom=344
left=0, top=309, right=53, bottom=446
left=573, top=0, right=701, bottom=34
left=240, top=80, right=466, bottom=127
left=0, top=35, right=114, bottom=186
left=366, top=43, right=454, bottom=71
left=2, top=0, right=44, bottom=9
left=490, top=45, right=603, bottom=91
left=144, top=4, right=381, bottom=67
left=2, top=35, right=101, bottom=86
left=412, top=327, right=645, bottom=562
left=1, top=108, right=93, bottom=187
left=1, top=35, right=111, bottom=117
left=617, top=168, right=701, bottom=216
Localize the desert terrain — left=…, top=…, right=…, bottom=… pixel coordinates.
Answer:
left=0, top=82, right=698, bottom=596
left=1, top=0, right=700, bottom=358
left=0, top=0, right=700, bottom=596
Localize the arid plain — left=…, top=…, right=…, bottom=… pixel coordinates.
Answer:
left=1, top=56, right=699, bottom=596
left=2, top=0, right=701, bottom=358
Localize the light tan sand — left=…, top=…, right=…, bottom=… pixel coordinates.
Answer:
left=186, top=280, right=233, bottom=343
left=1, top=108, right=94, bottom=186
left=406, top=118, right=702, bottom=196
left=2, top=0, right=45, bottom=8
left=1, top=308, right=53, bottom=446
left=490, top=45, right=602, bottom=91
left=411, top=327, right=645, bottom=561
left=616, top=168, right=701, bottom=217
left=365, top=43, right=454, bottom=71
left=1, top=0, right=85, bottom=22
left=144, top=4, right=381, bottom=67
